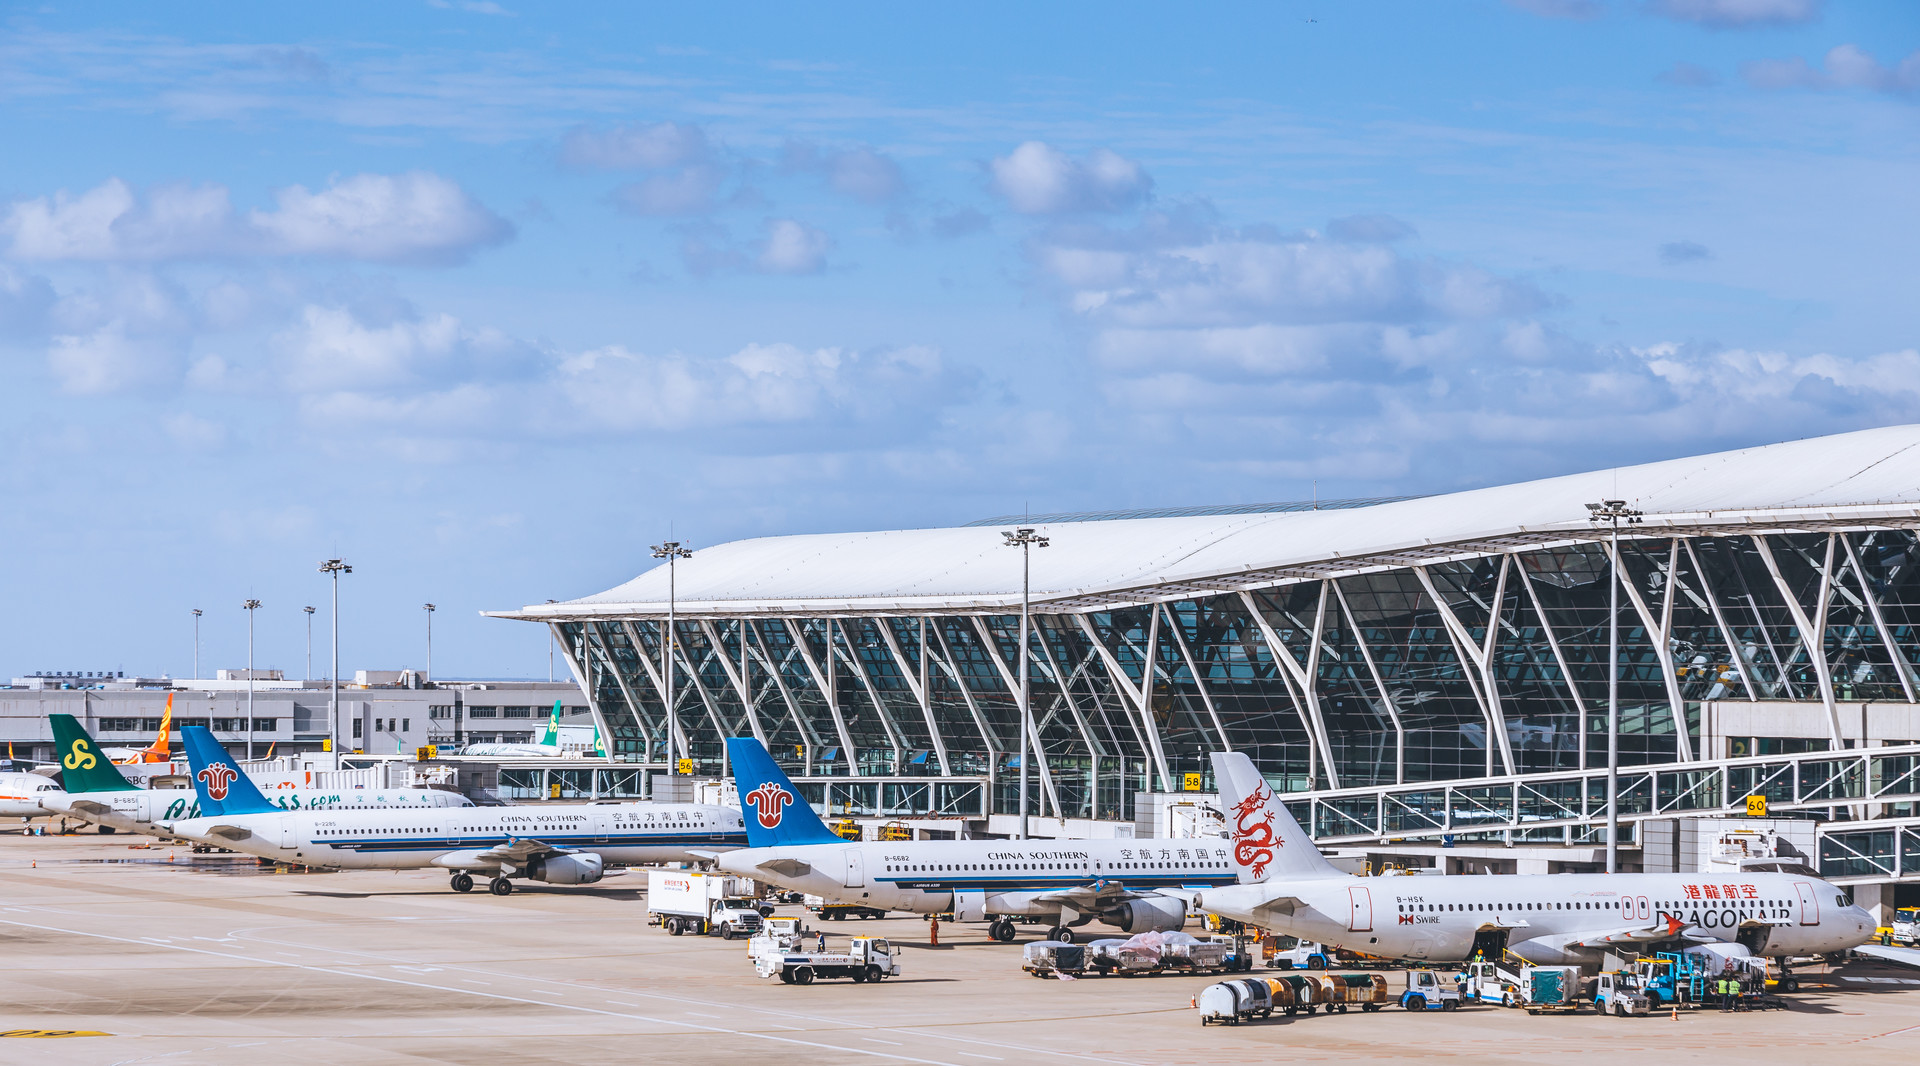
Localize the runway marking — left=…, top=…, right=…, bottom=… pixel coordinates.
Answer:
left=958, top=1054, right=1004, bottom=1061
left=866, top=1037, right=904, bottom=1045
left=0, top=917, right=984, bottom=1066
left=686, top=1011, right=722, bottom=1018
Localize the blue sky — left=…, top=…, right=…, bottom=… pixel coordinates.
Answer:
left=1, top=0, right=1915, bottom=681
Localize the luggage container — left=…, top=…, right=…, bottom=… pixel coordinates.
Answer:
left=1023, top=941, right=1087, bottom=979
left=1323, top=973, right=1388, bottom=1013
left=1519, top=966, right=1582, bottom=1014
left=1267, top=974, right=1328, bottom=1015
left=1199, top=978, right=1273, bottom=1026
left=1087, top=937, right=1162, bottom=976
left=1159, top=931, right=1235, bottom=974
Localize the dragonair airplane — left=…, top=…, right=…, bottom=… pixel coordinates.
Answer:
left=34, top=714, right=473, bottom=838
left=1193, top=751, right=1873, bottom=980
left=162, top=726, right=747, bottom=894
left=714, top=737, right=1262, bottom=943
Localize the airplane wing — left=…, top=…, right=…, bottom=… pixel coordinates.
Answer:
left=1568, top=912, right=1711, bottom=949
left=472, top=837, right=578, bottom=864
left=1030, top=879, right=1138, bottom=908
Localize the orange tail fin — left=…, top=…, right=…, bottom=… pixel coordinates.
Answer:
left=137, top=693, right=174, bottom=763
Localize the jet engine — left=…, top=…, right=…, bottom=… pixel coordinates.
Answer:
left=524, top=853, right=605, bottom=885
left=1107, top=895, right=1187, bottom=934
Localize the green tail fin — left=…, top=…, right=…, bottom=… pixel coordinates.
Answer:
left=541, top=699, right=562, bottom=747
left=48, top=714, right=137, bottom=793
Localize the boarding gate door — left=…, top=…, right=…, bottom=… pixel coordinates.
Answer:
left=1348, top=886, right=1372, bottom=932
left=1794, top=881, right=1820, bottom=926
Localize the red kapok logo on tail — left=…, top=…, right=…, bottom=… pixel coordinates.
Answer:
left=198, top=763, right=238, bottom=801
left=744, top=784, right=794, bottom=829
left=1231, top=782, right=1282, bottom=879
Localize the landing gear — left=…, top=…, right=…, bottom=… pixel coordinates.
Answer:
left=450, top=873, right=474, bottom=893
left=988, top=920, right=1017, bottom=943
left=1046, top=926, right=1076, bottom=944
left=489, top=877, right=513, bottom=896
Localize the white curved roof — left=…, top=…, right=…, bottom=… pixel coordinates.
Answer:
left=496, top=425, right=1920, bottom=620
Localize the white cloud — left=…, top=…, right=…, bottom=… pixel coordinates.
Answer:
left=1743, top=45, right=1919, bottom=94
left=163, top=411, right=227, bottom=449
left=2, top=173, right=512, bottom=265
left=990, top=142, right=1151, bottom=215
left=756, top=219, right=831, bottom=274
left=46, top=322, right=180, bottom=394
left=614, top=166, right=725, bottom=216
left=1649, top=0, right=1821, bottom=28
left=560, top=121, right=711, bottom=170
left=250, top=172, right=513, bottom=265
left=0, top=265, right=56, bottom=335
left=783, top=143, right=906, bottom=204
left=276, top=304, right=533, bottom=393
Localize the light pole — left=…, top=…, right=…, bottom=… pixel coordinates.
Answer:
left=650, top=541, right=693, bottom=773
left=191, top=608, right=202, bottom=681
left=243, top=599, right=261, bottom=760
left=1002, top=526, right=1050, bottom=839
left=1587, top=499, right=1642, bottom=874
left=423, top=603, right=436, bottom=688
left=546, top=600, right=558, bottom=682
left=303, top=606, right=315, bottom=681
left=319, top=559, right=352, bottom=756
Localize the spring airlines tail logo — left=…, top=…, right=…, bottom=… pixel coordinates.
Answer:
left=63, top=740, right=98, bottom=771
left=744, top=784, right=793, bottom=829
left=1231, top=783, right=1282, bottom=880
left=197, top=763, right=238, bottom=801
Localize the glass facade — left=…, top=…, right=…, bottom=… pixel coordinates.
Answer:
left=554, top=530, right=1920, bottom=822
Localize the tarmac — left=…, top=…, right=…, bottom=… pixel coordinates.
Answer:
left=4, top=830, right=1920, bottom=1065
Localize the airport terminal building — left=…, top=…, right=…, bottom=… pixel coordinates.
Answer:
left=498, top=427, right=1920, bottom=890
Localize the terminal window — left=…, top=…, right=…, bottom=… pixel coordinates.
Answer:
left=252, top=718, right=276, bottom=731
left=352, top=720, right=362, bottom=738
left=213, top=718, right=245, bottom=731
left=469, top=707, right=497, bottom=718
left=100, top=718, right=139, bottom=732
left=503, top=706, right=531, bottom=718
left=429, top=705, right=453, bottom=720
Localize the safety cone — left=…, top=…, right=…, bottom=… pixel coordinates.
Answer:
left=1190, top=996, right=1198, bottom=1008
left=1671, top=1008, right=1679, bottom=1020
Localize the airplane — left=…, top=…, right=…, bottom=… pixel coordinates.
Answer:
left=106, top=692, right=175, bottom=764
left=713, top=737, right=1255, bottom=943
left=1192, top=751, right=1875, bottom=980
left=0, top=770, right=64, bottom=824
left=35, top=714, right=474, bottom=838
left=459, top=700, right=604, bottom=758
left=162, top=726, right=749, bottom=894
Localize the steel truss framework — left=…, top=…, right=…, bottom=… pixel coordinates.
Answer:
left=551, top=529, right=1920, bottom=826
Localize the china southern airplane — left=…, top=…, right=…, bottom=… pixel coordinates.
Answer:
left=34, top=715, right=470, bottom=839
left=713, top=737, right=1255, bottom=943
left=1194, top=751, right=1874, bottom=981
left=163, top=726, right=748, bottom=894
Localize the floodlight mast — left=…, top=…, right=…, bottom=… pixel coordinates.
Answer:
left=319, top=559, right=352, bottom=756
left=650, top=542, right=694, bottom=775
left=1002, top=527, right=1050, bottom=840
left=191, top=608, right=202, bottom=682
left=303, top=606, right=316, bottom=681
left=243, top=599, right=261, bottom=759
left=423, top=603, right=436, bottom=687
left=1586, top=499, right=1643, bottom=874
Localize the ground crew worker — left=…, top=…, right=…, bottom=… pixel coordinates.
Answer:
left=1718, top=975, right=1734, bottom=1011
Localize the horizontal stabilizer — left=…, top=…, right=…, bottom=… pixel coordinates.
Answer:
left=755, top=858, right=813, bottom=878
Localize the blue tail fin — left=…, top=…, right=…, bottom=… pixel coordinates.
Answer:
left=725, top=737, right=840, bottom=847
left=181, top=727, right=278, bottom=816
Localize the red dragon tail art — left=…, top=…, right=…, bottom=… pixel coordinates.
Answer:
left=1231, top=782, right=1283, bottom=879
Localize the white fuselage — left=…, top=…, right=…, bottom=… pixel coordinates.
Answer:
left=1196, top=870, right=1873, bottom=967
left=45, top=787, right=473, bottom=838
left=167, top=801, right=748, bottom=870
left=0, top=773, right=62, bottom=819
left=717, top=837, right=1241, bottom=922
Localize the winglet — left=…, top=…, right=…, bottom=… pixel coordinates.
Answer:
left=725, top=737, right=841, bottom=847
left=1210, top=751, right=1342, bottom=883
left=48, top=715, right=137, bottom=793
left=181, top=727, right=278, bottom=816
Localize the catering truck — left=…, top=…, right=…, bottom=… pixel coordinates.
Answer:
left=648, top=870, right=766, bottom=939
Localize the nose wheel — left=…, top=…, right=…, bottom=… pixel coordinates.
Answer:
left=449, top=873, right=474, bottom=893
left=489, top=877, right=514, bottom=896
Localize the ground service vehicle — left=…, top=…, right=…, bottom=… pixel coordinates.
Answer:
left=1198, top=979, right=1273, bottom=1025
left=1400, top=970, right=1461, bottom=1011
left=1270, top=974, right=1328, bottom=1014
left=1324, top=973, right=1388, bottom=1012
left=1270, top=939, right=1331, bottom=970
left=1464, top=960, right=1518, bottom=1004
left=1023, top=941, right=1086, bottom=978
left=804, top=894, right=888, bottom=921
left=1593, top=971, right=1652, bottom=1016
left=1892, top=907, right=1920, bottom=945
left=1200, top=933, right=1258, bottom=972
left=648, top=870, right=766, bottom=939
left=754, top=935, right=900, bottom=985
left=1517, top=966, right=1582, bottom=1013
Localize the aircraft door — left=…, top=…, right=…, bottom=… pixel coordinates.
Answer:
left=593, top=812, right=609, bottom=844
left=1794, top=881, right=1820, bottom=926
left=1347, top=886, right=1373, bottom=932
left=954, top=889, right=986, bottom=923
left=842, top=848, right=866, bottom=889
left=278, top=816, right=297, bottom=850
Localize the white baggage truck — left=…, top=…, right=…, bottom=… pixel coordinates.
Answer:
left=648, top=870, right=766, bottom=939
left=753, top=935, right=901, bottom=985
